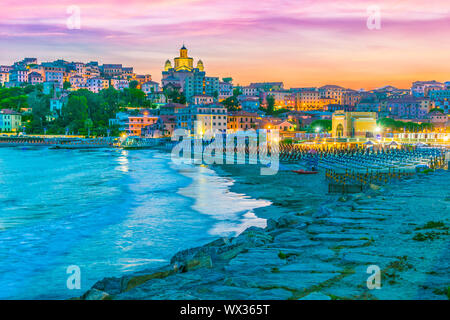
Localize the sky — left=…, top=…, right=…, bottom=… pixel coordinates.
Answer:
left=1, top=0, right=449, bottom=90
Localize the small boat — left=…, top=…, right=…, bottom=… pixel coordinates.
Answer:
left=292, top=169, right=319, bottom=174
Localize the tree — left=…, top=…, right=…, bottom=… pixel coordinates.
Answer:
left=222, top=96, right=239, bottom=111
left=62, top=95, right=89, bottom=132
left=0, top=87, right=29, bottom=111
left=266, top=95, right=275, bottom=114
left=163, top=87, right=186, bottom=104
left=63, top=81, right=72, bottom=90
left=310, top=119, right=332, bottom=132
left=429, top=108, right=444, bottom=114
left=129, top=80, right=139, bottom=90
left=28, top=91, right=50, bottom=133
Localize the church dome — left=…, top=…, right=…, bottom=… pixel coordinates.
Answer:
left=197, top=60, right=204, bottom=71
left=164, top=59, right=172, bottom=71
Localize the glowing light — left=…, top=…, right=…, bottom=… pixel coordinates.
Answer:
left=315, top=127, right=321, bottom=133
left=375, top=126, right=382, bottom=133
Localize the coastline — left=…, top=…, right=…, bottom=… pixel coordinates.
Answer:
left=80, top=162, right=450, bottom=300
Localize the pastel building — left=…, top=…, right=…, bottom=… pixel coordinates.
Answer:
left=429, top=89, right=450, bottom=114
left=319, top=85, right=344, bottom=104
left=295, top=90, right=321, bottom=111
left=219, top=81, right=233, bottom=100
left=43, top=66, right=65, bottom=87
left=0, top=109, right=22, bottom=132
left=141, top=81, right=159, bottom=95
left=69, top=75, right=87, bottom=89
left=0, top=71, right=9, bottom=85
left=102, top=64, right=133, bottom=78
left=342, top=90, right=362, bottom=107
left=127, top=112, right=159, bottom=136
left=111, top=78, right=129, bottom=91
left=177, top=104, right=227, bottom=134
left=87, top=77, right=109, bottom=93
left=193, top=95, right=214, bottom=105
left=227, top=111, right=259, bottom=132
left=9, top=69, right=28, bottom=83
left=428, top=110, right=448, bottom=128
left=385, top=96, right=430, bottom=119
left=239, top=96, right=260, bottom=111
left=159, top=103, right=186, bottom=116
left=28, top=72, right=44, bottom=85
left=249, top=82, right=284, bottom=92
left=411, top=81, right=445, bottom=97
left=242, top=86, right=259, bottom=97
left=332, top=111, right=378, bottom=138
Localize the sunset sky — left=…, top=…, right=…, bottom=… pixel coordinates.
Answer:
left=1, top=0, right=449, bottom=89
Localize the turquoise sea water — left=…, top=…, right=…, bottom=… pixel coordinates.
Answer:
left=0, top=147, right=270, bottom=299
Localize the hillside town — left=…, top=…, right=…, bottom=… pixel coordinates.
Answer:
left=0, top=45, right=449, bottom=140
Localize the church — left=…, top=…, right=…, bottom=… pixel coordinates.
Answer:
left=161, top=45, right=219, bottom=103
left=164, top=45, right=204, bottom=73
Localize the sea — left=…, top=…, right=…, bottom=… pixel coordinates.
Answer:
left=0, top=146, right=270, bottom=299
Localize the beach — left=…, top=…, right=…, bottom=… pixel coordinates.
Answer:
left=81, top=161, right=450, bottom=300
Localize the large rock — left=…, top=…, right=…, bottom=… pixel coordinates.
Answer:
left=299, top=292, right=332, bottom=300
left=313, top=206, right=332, bottom=218
left=81, top=288, right=111, bottom=300
left=279, top=261, right=341, bottom=273
left=277, top=214, right=308, bottom=228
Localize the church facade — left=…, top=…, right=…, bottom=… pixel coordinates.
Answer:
left=162, top=45, right=219, bottom=103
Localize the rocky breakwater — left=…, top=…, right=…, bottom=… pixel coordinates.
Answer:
left=80, top=170, right=449, bottom=300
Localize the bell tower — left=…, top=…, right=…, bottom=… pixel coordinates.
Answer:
left=180, top=44, right=188, bottom=58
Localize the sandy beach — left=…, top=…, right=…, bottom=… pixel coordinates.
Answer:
left=80, top=163, right=450, bottom=300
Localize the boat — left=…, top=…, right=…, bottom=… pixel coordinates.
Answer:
left=121, top=136, right=160, bottom=149
left=292, top=169, right=319, bottom=174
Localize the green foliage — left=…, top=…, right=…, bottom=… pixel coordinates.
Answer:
left=429, top=108, right=445, bottom=114
left=377, top=117, right=434, bottom=132
left=163, top=87, right=186, bottom=104
left=222, top=96, right=240, bottom=111
left=0, top=87, right=30, bottom=111
left=63, top=81, right=72, bottom=90
left=266, top=95, right=275, bottom=114
left=62, top=95, right=89, bottom=131
left=415, top=221, right=447, bottom=230
left=310, top=119, right=332, bottom=132
left=129, top=80, right=139, bottom=90
left=413, top=230, right=449, bottom=241
left=232, top=87, right=242, bottom=97
left=27, top=91, right=50, bottom=133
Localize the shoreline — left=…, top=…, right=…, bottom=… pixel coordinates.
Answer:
left=79, top=161, right=450, bottom=300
